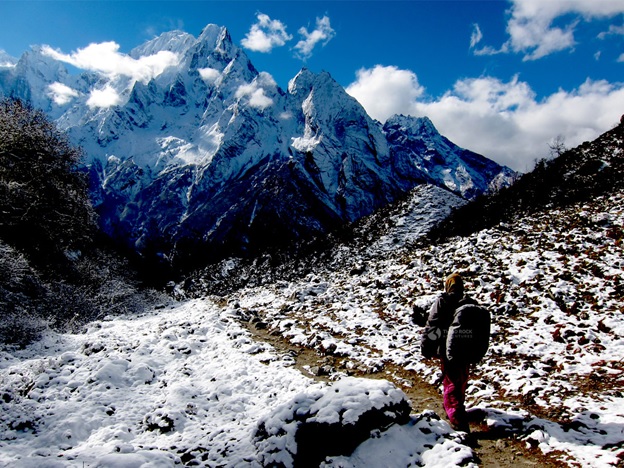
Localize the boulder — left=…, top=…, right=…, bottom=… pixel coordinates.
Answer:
left=254, top=377, right=411, bottom=467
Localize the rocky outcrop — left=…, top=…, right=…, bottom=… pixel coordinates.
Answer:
left=254, top=377, right=411, bottom=467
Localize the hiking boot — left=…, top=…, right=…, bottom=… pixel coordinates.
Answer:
left=450, top=421, right=471, bottom=433
left=451, top=426, right=478, bottom=448
left=467, top=408, right=487, bottom=422
left=461, top=432, right=479, bottom=448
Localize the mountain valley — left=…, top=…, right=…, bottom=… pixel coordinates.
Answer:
left=0, top=21, right=623, bottom=468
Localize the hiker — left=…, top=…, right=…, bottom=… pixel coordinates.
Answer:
left=420, top=272, right=486, bottom=433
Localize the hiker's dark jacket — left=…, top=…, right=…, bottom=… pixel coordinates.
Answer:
left=421, top=293, right=476, bottom=359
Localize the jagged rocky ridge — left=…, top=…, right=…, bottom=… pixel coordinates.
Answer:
left=0, top=24, right=515, bottom=269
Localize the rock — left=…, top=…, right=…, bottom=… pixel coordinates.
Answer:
left=254, top=377, right=411, bottom=467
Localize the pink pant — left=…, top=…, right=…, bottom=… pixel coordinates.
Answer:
left=441, top=359, right=470, bottom=430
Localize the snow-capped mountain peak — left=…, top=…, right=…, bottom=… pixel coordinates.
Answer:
left=130, top=30, right=195, bottom=58
left=384, top=114, right=516, bottom=199
left=0, top=49, right=17, bottom=68
left=287, top=67, right=315, bottom=96
left=387, top=114, right=438, bottom=138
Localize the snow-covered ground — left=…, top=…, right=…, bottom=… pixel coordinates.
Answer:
left=0, top=299, right=474, bottom=467
left=1, top=186, right=623, bottom=467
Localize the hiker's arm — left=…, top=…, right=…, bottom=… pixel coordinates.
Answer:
left=421, top=297, right=444, bottom=358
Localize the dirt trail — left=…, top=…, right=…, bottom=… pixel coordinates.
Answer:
left=244, top=320, right=567, bottom=468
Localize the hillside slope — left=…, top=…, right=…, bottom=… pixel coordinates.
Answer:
left=428, top=116, right=624, bottom=241
left=229, top=180, right=624, bottom=468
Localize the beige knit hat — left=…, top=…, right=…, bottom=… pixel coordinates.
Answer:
left=444, top=273, right=464, bottom=297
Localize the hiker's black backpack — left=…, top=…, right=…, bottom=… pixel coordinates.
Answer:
left=446, top=303, right=490, bottom=364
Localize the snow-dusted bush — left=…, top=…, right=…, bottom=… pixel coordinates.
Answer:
left=0, top=241, right=48, bottom=345
left=0, top=99, right=164, bottom=345
left=0, top=98, right=96, bottom=265
left=0, top=238, right=163, bottom=345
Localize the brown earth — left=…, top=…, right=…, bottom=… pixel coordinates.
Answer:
left=244, top=319, right=569, bottom=467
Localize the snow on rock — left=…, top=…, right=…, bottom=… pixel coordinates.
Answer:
left=325, top=412, right=476, bottom=468
left=353, top=184, right=467, bottom=253
left=254, top=377, right=412, bottom=467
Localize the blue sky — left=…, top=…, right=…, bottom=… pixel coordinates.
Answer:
left=1, top=0, right=623, bottom=170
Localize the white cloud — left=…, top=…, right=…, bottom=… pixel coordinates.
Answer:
left=235, top=72, right=276, bottom=110
left=256, top=71, right=277, bottom=88
left=470, top=24, right=483, bottom=49
left=241, top=13, right=292, bottom=53
left=47, top=82, right=79, bottom=105
left=244, top=88, right=273, bottom=109
left=198, top=67, right=221, bottom=84
left=346, top=66, right=425, bottom=123
left=598, top=23, right=624, bottom=39
left=347, top=65, right=624, bottom=172
left=475, top=0, right=624, bottom=60
left=294, top=16, right=336, bottom=60
left=86, top=85, right=122, bottom=109
left=42, top=42, right=179, bottom=83
left=508, top=12, right=577, bottom=60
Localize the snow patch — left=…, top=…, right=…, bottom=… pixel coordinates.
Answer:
left=291, top=134, right=322, bottom=152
